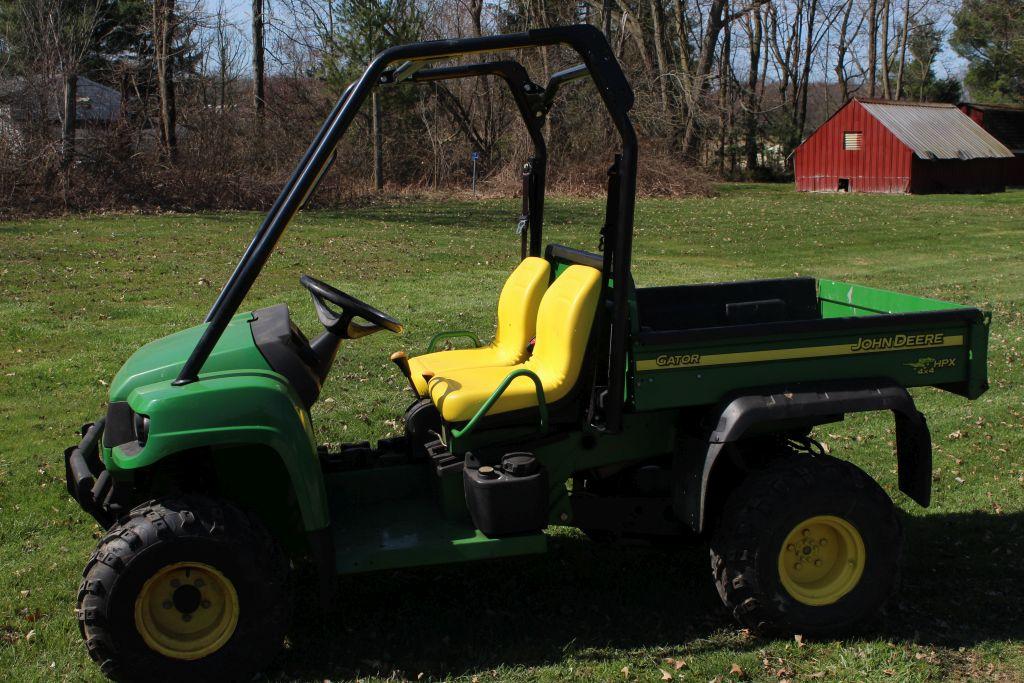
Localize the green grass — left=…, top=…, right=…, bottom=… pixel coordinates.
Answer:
left=2, top=184, right=1023, bottom=681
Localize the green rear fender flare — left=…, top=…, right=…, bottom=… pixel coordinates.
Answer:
left=107, top=370, right=329, bottom=532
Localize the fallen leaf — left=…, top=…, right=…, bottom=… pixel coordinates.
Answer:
left=25, top=629, right=36, bottom=643
left=621, top=665, right=630, bottom=679
left=659, top=668, right=673, bottom=681
left=794, top=634, right=805, bottom=648
left=730, top=662, right=746, bottom=678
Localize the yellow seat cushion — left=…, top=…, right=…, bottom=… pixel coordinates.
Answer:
left=408, top=346, right=518, bottom=395
left=406, top=256, right=550, bottom=395
left=429, top=265, right=601, bottom=423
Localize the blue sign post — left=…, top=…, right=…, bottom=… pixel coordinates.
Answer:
left=471, top=151, right=479, bottom=196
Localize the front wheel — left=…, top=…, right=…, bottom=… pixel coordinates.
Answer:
left=77, top=496, right=289, bottom=682
left=709, top=455, right=902, bottom=635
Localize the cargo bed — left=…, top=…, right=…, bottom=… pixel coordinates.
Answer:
left=631, top=278, right=989, bottom=411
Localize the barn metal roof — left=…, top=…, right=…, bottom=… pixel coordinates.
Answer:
left=859, top=99, right=1013, bottom=160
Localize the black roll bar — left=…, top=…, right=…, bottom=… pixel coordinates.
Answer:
left=175, top=25, right=637, bottom=432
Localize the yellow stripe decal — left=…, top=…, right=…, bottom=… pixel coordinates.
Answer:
left=636, top=334, right=964, bottom=372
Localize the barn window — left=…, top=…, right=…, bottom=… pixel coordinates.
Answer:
left=843, top=131, right=862, bottom=150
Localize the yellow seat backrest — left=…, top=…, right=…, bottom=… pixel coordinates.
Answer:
left=522, top=264, right=602, bottom=402
left=492, top=256, right=551, bottom=357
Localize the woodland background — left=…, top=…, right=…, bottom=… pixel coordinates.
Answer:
left=0, top=0, right=1021, bottom=216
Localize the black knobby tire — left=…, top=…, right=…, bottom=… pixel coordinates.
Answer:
left=709, top=455, right=902, bottom=635
left=77, top=495, right=290, bottom=682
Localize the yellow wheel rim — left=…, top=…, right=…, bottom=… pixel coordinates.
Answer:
left=777, top=515, right=866, bottom=606
left=134, top=562, right=239, bottom=660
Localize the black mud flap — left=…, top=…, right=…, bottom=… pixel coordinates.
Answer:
left=895, top=409, right=931, bottom=507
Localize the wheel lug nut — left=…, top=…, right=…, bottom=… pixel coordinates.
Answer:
left=194, top=579, right=204, bottom=588
left=182, top=613, right=192, bottom=622
left=820, top=538, right=827, bottom=545
left=787, top=544, right=795, bottom=552
left=802, top=529, right=810, bottom=536
left=201, top=600, right=211, bottom=609
left=814, top=559, right=822, bottom=566
left=794, top=563, right=802, bottom=570
left=170, top=579, right=180, bottom=588
left=162, top=600, right=172, bottom=609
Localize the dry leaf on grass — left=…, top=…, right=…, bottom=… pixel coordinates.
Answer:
left=659, top=668, right=673, bottom=681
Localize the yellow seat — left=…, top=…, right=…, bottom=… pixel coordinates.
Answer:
left=428, top=265, right=601, bottom=423
left=406, top=257, right=551, bottom=396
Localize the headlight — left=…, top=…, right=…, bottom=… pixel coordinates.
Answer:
left=133, top=413, right=150, bottom=446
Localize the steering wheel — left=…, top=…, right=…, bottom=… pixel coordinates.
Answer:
left=299, top=275, right=404, bottom=339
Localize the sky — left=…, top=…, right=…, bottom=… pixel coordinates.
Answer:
left=221, top=1, right=967, bottom=82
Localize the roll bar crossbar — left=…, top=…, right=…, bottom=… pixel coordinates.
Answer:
left=177, top=24, right=638, bottom=432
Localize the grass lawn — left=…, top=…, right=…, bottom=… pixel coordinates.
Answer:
left=2, top=183, right=1023, bottom=681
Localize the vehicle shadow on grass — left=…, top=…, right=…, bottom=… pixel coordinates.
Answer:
left=268, top=510, right=1024, bottom=680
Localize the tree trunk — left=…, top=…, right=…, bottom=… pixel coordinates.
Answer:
left=252, top=0, right=265, bottom=116
left=372, top=91, right=383, bottom=191
left=61, top=73, right=77, bottom=169
left=895, top=0, right=910, bottom=99
left=682, top=0, right=728, bottom=159
left=880, top=0, right=891, bottom=99
left=796, top=0, right=817, bottom=138
left=717, top=21, right=730, bottom=174
left=834, top=0, right=853, bottom=103
left=650, top=0, right=670, bottom=114
left=153, top=0, right=177, bottom=161
left=744, top=7, right=762, bottom=172
left=867, top=0, right=877, bottom=97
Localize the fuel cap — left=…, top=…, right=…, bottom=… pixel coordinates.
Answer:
left=501, top=452, right=538, bottom=477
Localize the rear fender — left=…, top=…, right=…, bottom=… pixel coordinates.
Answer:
left=105, top=370, right=329, bottom=532
left=676, top=381, right=931, bottom=534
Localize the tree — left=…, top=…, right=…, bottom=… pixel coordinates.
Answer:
left=903, top=19, right=961, bottom=103
left=951, top=0, right=1024, bottom=103
left=252, top=0, right=265, bottom=116
left=153, top=0, right=177, bottom=160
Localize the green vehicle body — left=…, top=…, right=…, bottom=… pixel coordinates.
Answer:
left=87, top=270, right=989, bottom=574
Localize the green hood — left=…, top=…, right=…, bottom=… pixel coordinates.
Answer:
left=109, top=312, right=271, bottom=402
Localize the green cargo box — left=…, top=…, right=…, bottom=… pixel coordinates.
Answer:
left=631, top=277, right=990, bottom=411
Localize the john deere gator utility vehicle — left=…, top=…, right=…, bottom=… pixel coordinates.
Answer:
left=64, top=25, right=990, bottom=681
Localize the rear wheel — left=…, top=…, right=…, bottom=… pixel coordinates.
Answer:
left=709, top=455, right=902, bottom=635
left=77, top=496, right=289, bottom=682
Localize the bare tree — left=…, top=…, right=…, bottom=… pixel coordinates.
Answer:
left=252, top=0, right=266, bottom=116
left=153, top=0, right=178, bottom=161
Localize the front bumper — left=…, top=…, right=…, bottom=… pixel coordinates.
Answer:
left=64, top=419, right=121, bottom=527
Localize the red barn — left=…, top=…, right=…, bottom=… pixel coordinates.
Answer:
left=958, top=102, right=1024, bottom=186
left=794, top=99, right=1013, bottom=194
